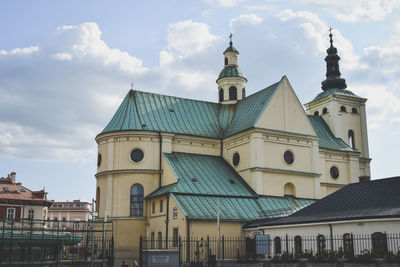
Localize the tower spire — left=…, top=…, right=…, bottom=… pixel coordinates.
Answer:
left=321, top=28, right=347, bottom=91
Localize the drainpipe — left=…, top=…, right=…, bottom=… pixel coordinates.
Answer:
left=159, top=132, right=162, bottom=188
left=186, top=218, right=190, bottom=262
left=329, top=224, right=334, bottom=250
left=220, top=139, right=223, bottom=158
left=165, top=195, right=169, bottom=248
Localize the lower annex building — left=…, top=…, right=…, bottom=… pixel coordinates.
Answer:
left=94, top=33, right=371, bottom=260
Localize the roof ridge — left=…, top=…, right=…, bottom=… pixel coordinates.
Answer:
left=134, top=88, right=218, bottom=105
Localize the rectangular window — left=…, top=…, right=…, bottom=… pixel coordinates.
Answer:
left=28, top=209, right=34, bottom=220
left=173, top=228, right=179, bottom=247
left=173, top=207, right=178, bottom=219
left=152, top=201, right=155, bottom=214
left=6, top=208, right=16, bottom=220
left=160, top=200, right=163, bottom=212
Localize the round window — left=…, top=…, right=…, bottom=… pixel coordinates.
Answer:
left=97, top=153, right=102, bottom=167
left=330, top=166, right=339, bottom=179
left=130, top=149, right=144, bottom=163
left=233, top=153, right=240, bottom=166
left=284, top=151, right=294, bottom=165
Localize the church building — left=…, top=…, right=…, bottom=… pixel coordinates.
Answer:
left=94, top=33, right=371, bottom=260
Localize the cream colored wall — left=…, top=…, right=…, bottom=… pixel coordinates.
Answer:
left=112, top=218, right=146, bottom=251
left=189, top=221, right=242, bottom=239
left=224, top=128, right=319, bottom=198
left=167, top=195, right=187, bottom=239
left=318, top=150, right=360, bottom=195
left=171, top=135, right=220, bottom=156
left=161, top=155, right=178, bottom=186
left=256, top=77, right=316, bottom=136
left=261, top=172, right=316, bottom=198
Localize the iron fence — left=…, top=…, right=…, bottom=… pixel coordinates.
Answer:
left=0, top=217, right=114, bottom=266
left=140, top=232, right=400, bottom=266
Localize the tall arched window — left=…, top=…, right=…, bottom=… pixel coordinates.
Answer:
left=96, top=187, right=100, bottom=213
left=225, top=57, right=228, bottom=66
left=229, top=86, right=237, bottom=100
left=294, top=236, right=302, bottom=254
left=130, top=184, right=144, bottom=217
left=274, top=237, right=281, bottom=255
left=242, top=88, right=246, bottom=99
left=158, top=232, right=163, bottom=249
left=348, top=130, right=355, bottom=149
left=371, top=232, right=387, bottom=252
left=151, top=232, right=155, bottom=248
left=343, top=233, right=354, bottom=256
left=317, top=234, right=326, bottom=253
left=219, top=88, right=224, bottom=102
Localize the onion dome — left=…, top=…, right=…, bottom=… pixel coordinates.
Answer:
left=321, top=30, right=347, bottom=91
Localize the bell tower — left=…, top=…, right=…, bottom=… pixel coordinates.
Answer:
left=305, top=29, right=371, bottom=179
left=216, top=34, right=247, bottom=104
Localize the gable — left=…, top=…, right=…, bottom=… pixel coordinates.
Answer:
left=255, top=76, right=316, bottom=136
left=223, top=80, right=281, bottom=137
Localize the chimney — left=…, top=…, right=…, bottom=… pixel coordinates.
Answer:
left=359, top=175, right=370, bottom=183
left=10, top=172, right=16, bottom=184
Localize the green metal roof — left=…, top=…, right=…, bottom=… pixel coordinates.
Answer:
left=224, top=44, right=238, bottom=53
left=171, top=194, right=314, bottom=221
left=0, top=233, right=82, bottom=246
left=146, top=152, right=315, bottom=221
left=223, top=80, right=281, bottom=137
left=101, top=78, right=350, bottom=152
left=307, top=115, right=354, bottom=152
left=313, top=88, right=358, bottom=101
left=102, top=90, right=222, bottom=138
left=101, top=79, right=281, bottom=138
left=147, top=152, right=256, bottom=198
left=256, top=196, right=315, bottom=218
left=217, top=66, right=247, bottom=81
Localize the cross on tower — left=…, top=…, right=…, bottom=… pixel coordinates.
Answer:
left=130, top=82, right=134, bottom=90
left=229, top=33, right=233, bottom=44
left=328, top=27, right=333, bottom=45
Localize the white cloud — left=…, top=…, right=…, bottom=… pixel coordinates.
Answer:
left=205, top=0, right=243, bottom=7
left=277, top=9, right=363, bottom=71
left=300, top=0, right=400, bottom=22
left=0, top=46, right=39, bottom=55
left=166, top=20, right=219, bottom=57
left=230, top=14, right=263, bottom=28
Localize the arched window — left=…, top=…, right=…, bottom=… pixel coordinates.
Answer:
left=317, top=234, right=326, bottom=253
left=96, top=187, right=100, bottom=213
left=229, top=86, right=237, bottom=100
left=158, top=232, right=163, bottom=249
left=371, top=232, right=387, bottom=252
left=130, top=184, right=144, bottom=217
left=242, top=88, right=246, bottom=99
left=343, top=233, right=354, bottom=256
left=274, top=237, right=281, bottom=255
left=340, top=106, right=347, bottom=112
left=322, top=108, right=328, bottom=114
left=294, top=236, right=302, bottom=254
left=284, top=183, right=296, bottom=196
left=151, top=232, right=155, bottom=248
left=219, top=88, right=224, bottom=102
left=225, top=57, right=228, bottom=66
left=348, top=130, right=355, bottom=149
left=314, top=111, right=319, bottom=116
left=352, top=107, right=358, bottom=114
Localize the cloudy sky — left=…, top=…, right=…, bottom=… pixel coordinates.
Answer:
left=1, top=0, right=399, bottom=201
